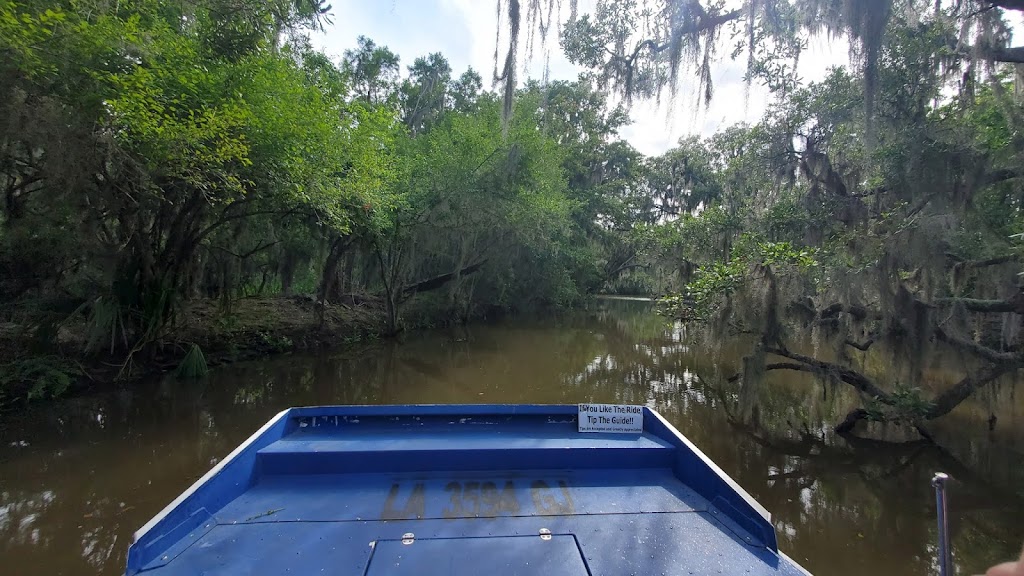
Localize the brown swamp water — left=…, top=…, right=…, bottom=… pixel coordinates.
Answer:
left=1, top=298, right=1023, bottom=575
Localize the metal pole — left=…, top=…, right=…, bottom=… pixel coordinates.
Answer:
left=932, top=472, right=952, bottom=576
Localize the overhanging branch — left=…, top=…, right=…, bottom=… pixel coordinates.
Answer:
left=933, top=294, right=1024, bottom=314
left=727, top=362, right=808, bottom=382
left=947, top=253, right=1020, bottom=268
left=927, top=361, right=1022, bottom=419
left=609, top=7, right=744, bottom=67
left=399, top=260, right=488, bottom=300
left=764, top=346, right=893, bottom=401
left=972, top=45, right=1024, bottom=63
left=934, top=327, right=1019, bottom=363
left=986, top=1, right=1024, bottom=13
left=819, top=303, right=879, bottom=321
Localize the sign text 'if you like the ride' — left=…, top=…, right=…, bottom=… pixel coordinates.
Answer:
left=577, top=404, right=643, bottom=434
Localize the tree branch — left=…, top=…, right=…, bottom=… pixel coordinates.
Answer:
left=845, top=338, right=875, bottom=352
left=977, top=45, right=1024, bottom=63
left=934, top=327, right=1019, bottom=363
left=835, top=408, right=870, bottom=435
left=764, top=347, right=893, bottom=401
left=210, top=241, right=280, bottom=260
left=727, top=362, right=808, bottom=382
left=933, top=293, right=1024, bottom=314
left=610, top=8, right=743, bottom=66
left=927, top=361, right=1022, bottom=419
left=820, top=303, right=879, bottom=321
left=196, top=206, right=301, bottom=245
left=399, top=260, right=488, bottom=299
left=985, top=1, right=1024, bottom=13
left=982, top=169, right=1023, bottom=187
left=947, top=253, right=1020, bottom=268
left=966, top=254, right=1020, bottom=267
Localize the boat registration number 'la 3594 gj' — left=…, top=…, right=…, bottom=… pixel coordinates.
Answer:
left=577, top=403, right=643, bottom=434
left=380, top=479, right=575, bottom=520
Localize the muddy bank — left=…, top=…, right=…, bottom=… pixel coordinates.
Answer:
left=0, top=297, right=386, bottom=404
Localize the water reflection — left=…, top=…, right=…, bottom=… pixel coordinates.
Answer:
left=0, top=298, right=1021, bottom=575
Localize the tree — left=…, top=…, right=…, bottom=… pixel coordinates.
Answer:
left=401, top=53, right=453, bottom=135
left=521, top=0, right=1024, bottom=433
left=372, top=86, right=574, bottom=333
left=524, top=78, right=647, bottom=293
left=451, top=68, right=484, bottom=112
left=501, top=1, right=1024, bottom=135
left=654, top=34, right=1024, bottom=434
left=0, top=0, right=396, bottom=374
left=343, top=36, right=401, bottom=106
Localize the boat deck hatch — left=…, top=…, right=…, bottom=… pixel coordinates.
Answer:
left=365, top=535, right=591, bottom=576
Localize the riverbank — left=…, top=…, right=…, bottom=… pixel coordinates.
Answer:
left=0, top=296, right=387, bottom=405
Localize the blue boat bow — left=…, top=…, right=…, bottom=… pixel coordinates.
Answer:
left=126, top=404, right=811, bottom=575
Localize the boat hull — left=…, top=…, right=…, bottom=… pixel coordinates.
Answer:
left=126, top=405, right=811, bottom=575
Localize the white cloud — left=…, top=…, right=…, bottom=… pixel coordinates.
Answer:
left=312, top=0, right=475, bottom=72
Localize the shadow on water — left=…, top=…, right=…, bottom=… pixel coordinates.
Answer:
left=0, top=297, right=1022, bottom=575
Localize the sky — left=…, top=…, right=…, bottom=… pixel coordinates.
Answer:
left=310, top=1, right=863, bottom=156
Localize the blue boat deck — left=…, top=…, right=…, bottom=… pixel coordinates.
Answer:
left=127, top=406, right=810, bottom=575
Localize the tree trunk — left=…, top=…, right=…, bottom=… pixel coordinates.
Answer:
left=374, top=235, right=404, bottom=336
left=318, top=235, right=353, bottom=326
left=342, top=250, right=355, bottom=296
left=279, top=245, right=300, bottom=297
left=384, top=288, right=398, bottom=335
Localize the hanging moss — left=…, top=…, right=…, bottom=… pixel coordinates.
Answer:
left=801, top=0, right=894, bottom=140
left=518, top=1, right=902, bottom=137
left=738, top=343, right=766, bottom=424
left=494, top=0, right=580, bottom=132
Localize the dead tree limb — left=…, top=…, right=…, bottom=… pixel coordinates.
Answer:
left=399, top=260, right=488, bottom=300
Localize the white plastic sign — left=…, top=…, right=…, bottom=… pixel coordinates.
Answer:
left=577, top=404, right=643, bottom=434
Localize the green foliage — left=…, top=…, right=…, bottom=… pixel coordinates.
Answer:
left=865, top=387, right=935, bottom=424
left=658, top=213, right=818, bottom=321
left=175, top=344, right=209, bottom=380
left=735, top=239, right=818, bottom=270
left=0, top=2, right=67, bottom=75
left=256, top=332, right=294, bottom=353
left=0, top=0, right=407, bottom=360
left=661, top=260, right=747, bottom=321
left=0, top=356, right=81, bottom=402
left=2, top=0, right=658, bottom=364
left=6, top=0, right=1021, bottom=432
left=84, top=296, right=130, bottom=355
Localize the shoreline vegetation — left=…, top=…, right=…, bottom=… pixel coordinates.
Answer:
left=1, top=292, right=658, bottom=407
left=5, top=0, right=1024, bottom=436
left=0, top=296, right=388, bottom=405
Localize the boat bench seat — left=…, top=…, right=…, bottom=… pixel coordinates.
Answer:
left=256, top=427, right=676, bottom=474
